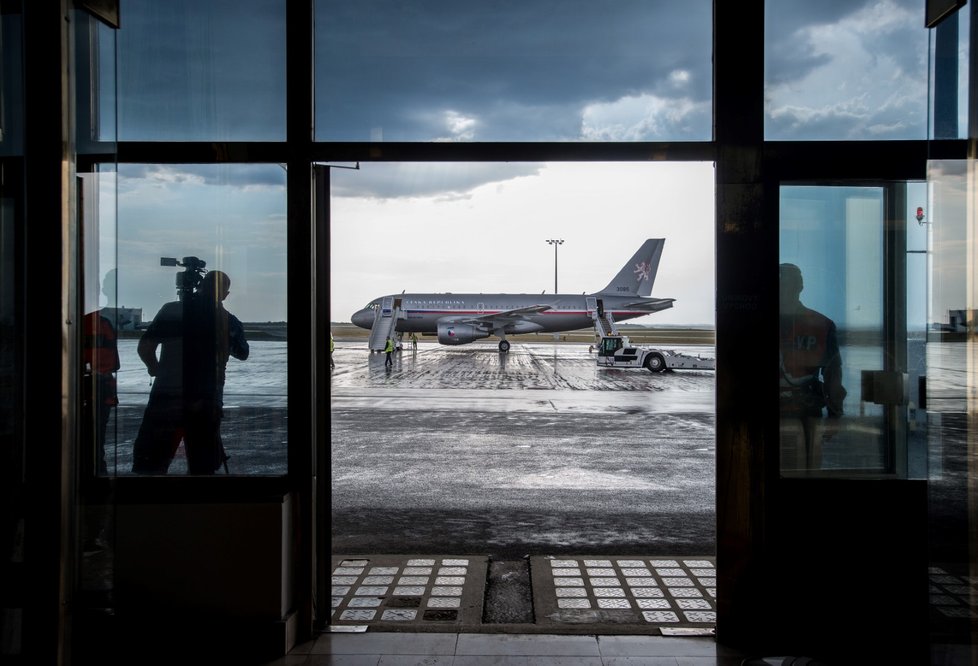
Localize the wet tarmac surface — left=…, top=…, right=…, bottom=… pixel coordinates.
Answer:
left=330, top=341, right=716, bottom=557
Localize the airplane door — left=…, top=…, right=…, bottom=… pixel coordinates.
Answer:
left=585, top=296, right=597, bottom=317
left=381, top=295, right=394, bottom=317
left=477, top=301, right=485, bottom=314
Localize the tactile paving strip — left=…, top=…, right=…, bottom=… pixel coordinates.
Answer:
left=330, top=555, right=487, bottom=629
left=531, top=556, right=716, bottom=629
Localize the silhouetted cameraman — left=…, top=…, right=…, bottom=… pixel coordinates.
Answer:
left=131, top=269, right=249, bottom=475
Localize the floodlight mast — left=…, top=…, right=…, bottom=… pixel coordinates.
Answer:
left=546, top=239, right=564, bottom=294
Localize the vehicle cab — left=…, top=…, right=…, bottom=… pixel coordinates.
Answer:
left=596, top=335, right=645, bottom=368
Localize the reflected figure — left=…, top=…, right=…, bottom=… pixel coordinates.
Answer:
left=82, top=273, right=121, bottom=477
left=131, top=270, right=249, bottom=475
left=81, top=272, right=121, bottom=553
left=779, top=263, right=846, bottom=470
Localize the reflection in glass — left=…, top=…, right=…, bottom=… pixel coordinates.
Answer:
left=780, top=183, right=933, bottom=476
left=315, top=0, right=712, bottom=142
left=88, top=164, right=288, bottom=475
left=779, top=262, right=847, bottom=470
left=780, top=186, right=885, bottom=474
left=0, top=6, right=25, bottom=156
left=924, top=161, right=976, bottom=647
left=765, top=2, right=937, bottom=140
left=111, top=0, right=286, bottom=141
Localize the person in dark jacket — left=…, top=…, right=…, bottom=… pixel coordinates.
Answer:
left=131, top=270, right=249, bottom=475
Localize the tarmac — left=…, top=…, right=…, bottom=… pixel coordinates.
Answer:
left=329, top=339, right=719, bottom=638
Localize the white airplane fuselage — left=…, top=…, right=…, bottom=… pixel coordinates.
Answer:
left=349, top=238, right=675, bottom=351
left=350, top=293, right=674, bottom=343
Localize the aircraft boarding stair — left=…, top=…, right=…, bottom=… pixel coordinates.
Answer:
left=593, top=311, right=619, bottom=337
left=368, top=296, right=402, bottom=351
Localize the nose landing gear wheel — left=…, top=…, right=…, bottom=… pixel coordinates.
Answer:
left=499, top=340, right=511, bottom=353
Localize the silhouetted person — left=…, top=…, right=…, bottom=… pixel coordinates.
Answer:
left=81, top=273, right=120, bottom=552
left=779, top=263, right=846, bottom=470
left=131, top=271, right=249, bottom=475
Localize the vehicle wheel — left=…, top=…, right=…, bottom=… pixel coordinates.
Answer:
left=499, top=340, right=511, bottom=353
left=645, top=353, right=665, bottom=372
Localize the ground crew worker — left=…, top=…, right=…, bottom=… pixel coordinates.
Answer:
left=779, top=263, right=846, bottom=471
left=384, top=337, right=395, bottom=367
left=410, top=332, right=418, bottom=350
left=330, top=332, right=335, bottom=369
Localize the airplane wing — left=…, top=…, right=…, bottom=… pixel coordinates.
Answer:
left=439, top=304, right=552, bottom=330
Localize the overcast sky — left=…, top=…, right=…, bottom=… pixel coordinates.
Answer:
left=98, top=0, right=963, bottom=326
left=330, top=162, right=716, bottom=326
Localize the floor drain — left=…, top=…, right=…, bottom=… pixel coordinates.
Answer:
left=483, top=559, right=534, bottom=624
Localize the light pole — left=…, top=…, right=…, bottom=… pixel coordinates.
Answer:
left=546, top=239, right=564, bottom=294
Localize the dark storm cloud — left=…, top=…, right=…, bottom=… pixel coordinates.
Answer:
left=765, top=0, right=924, bottom=86
left=316, top=0, right=713, bottom=141
left=114, top=0, right=938, bottom=149
left=329, top=163, right=545, bottom=200
left=118, top=164, right=286, bottom=191
left=765, top=0, right=932, bottom=140
left=117, top=0, right=286, bottom=140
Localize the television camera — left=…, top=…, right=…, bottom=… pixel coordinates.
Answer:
left=160, top=256, right=207, bottom=300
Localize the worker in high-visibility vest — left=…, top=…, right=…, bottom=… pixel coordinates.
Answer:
left=384, top=337, right=395, bottom=367
left=779, top=263, right=846, bottom=471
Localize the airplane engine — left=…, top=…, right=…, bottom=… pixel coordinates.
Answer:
left=437, top=322, right=490, bottom=345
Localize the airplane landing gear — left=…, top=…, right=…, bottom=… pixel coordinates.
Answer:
left=498, top=340, right=511, bottom=353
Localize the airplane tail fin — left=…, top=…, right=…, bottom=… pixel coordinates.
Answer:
left=597, top=239, right=665, bottom=297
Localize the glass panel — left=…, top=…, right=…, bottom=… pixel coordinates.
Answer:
left=97, top=17, right=117, bottom=143
left=780, top=186, right=888, bottom=474
left=80, top=169, right=119, bottom=481
left=111, top=0, right=286, bottom=141
left=0, top=186, right=21, bottom=655
left=906, top=181, right=930, bottom=478
left=315, top=0, right=712, bottom=142
left=0, top=2, right=23, bottom=656
left=330, top=162, right=717, bottom=557
left=0, top=5, right=24, bottom=155
left=928, top=10, right=970, bottom=139
left=90, top=164, right=288, bottom=476
left=765, top=1, right=935, bottom=140
left=925, top=159, right=976, bottom=652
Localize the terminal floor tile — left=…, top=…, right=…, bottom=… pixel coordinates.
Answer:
left=531, top=555, right=716, bottom=630
left=330, top=554, right=717, bottom=634
left=330, top=555, right=488, bottom=629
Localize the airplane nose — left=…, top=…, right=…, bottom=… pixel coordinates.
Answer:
left=351, top=309, right=372, bottom=329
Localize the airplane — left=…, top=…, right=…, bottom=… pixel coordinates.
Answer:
left=350, top=238, right=675, bottom=353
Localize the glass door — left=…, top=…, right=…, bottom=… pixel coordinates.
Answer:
left=779, top=182, right=928, bottom=477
